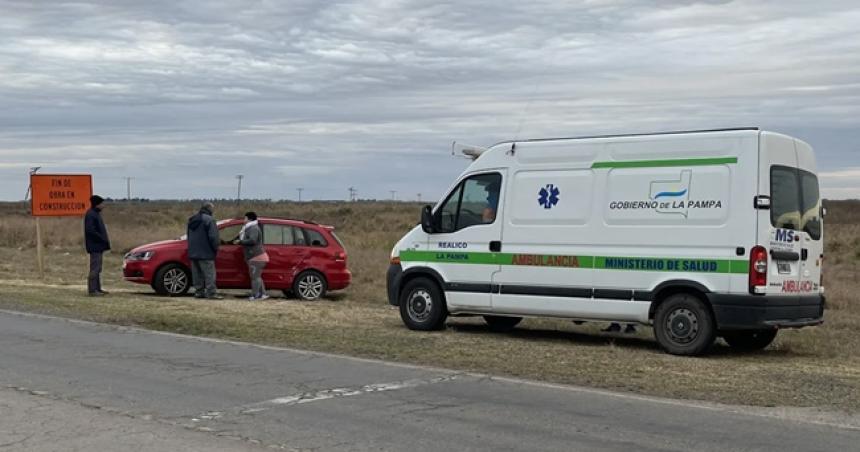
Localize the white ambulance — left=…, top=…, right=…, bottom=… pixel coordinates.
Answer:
left=387, top=128, right=825, bottom=355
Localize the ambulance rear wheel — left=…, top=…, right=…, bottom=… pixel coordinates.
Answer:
left=484, top=316, right=522, bottom=333
left=654, top=293, right=716, bottom=356
left=722, top=329, right=778, bottom=351
left=400, top=277, right=447, bottom=331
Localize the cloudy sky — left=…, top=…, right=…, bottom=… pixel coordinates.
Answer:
left=1, top=0, right=858, bottom=201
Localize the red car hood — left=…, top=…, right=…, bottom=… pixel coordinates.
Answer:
left=128, top=239, right=184, bottom=254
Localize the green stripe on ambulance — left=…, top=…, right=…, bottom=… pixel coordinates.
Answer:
left=399, top=250, right=748, bottom=274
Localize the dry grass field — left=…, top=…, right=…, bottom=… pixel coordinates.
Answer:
left=0, top=200, right=858, bottom=411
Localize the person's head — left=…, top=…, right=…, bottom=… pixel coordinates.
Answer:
left=90, top=195, right=105, bottom=211
left=244, top=211, right=257, bottom=223
left=200, top=202, right=214, bottom=215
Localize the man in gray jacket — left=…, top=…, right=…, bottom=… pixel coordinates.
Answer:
left=187, top=202, right=221, bottom=299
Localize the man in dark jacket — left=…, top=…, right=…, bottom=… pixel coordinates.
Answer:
left=187, top=202, right=221, bottom=299
left=84, top=195, right=110, bottom=296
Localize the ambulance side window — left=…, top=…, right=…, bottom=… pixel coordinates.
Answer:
left=436, top=173, right=502, bottom=233
left=771, top=166, right=801, bottom=230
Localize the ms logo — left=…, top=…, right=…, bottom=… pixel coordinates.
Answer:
left=538, top=184, right=560, bottom=209
left=650, top=170, right=692, bottom=217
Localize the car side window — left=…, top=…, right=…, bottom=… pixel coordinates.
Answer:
left=219, top=224, right=243, bottom=244
left=263, top=224, right=296, bottom=245
left=305, top=229, right=328, bottom=247
left=435, top=173, right=502, bottom=233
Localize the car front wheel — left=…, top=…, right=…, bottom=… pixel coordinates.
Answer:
left=152, top=264, right=191, bottom=296
left=399, top=277, right=447, bottom=331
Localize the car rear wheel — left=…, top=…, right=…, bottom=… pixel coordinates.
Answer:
left=653, top=293, right=716, bottom=356
left=293, top=271, right=327, bottom=301
left=722, top=329, right=778, bottom=351
left=152, top=264, right=191, bottom=296
left=483, top=315, right=522, bottom=333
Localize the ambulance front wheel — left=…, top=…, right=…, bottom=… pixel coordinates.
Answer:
left=400, top=277, right=447, bottom=331
left=653, top=293, right=716, bottom=356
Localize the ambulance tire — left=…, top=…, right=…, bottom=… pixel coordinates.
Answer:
left=399, top=277, right=447, bottom=331
left=483, top=316, right=522, bottom=333
left=653, top=293, right=716, bottom=356
left=722, top=329, right=778, bottom=351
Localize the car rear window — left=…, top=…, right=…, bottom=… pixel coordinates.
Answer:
left=800, top=170, right=821, bottom=240
left=330, top=231, right=345, bottom=249
left=771, top=166, right=802, bottom=230
left=770, top=165, right=821, bottom=240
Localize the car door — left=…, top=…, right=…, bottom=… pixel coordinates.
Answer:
left=759, top=134, right=802, bottom=296
left=428, top=172, right=505, bottom=311
left=261, top=222, right=307, bottom=287
left=798, top=167, right=823, bottom=295
left=215, top=222, right=248, bottom=287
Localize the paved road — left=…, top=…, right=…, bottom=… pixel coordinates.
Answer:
left=0, top=310, right=857, bottom=451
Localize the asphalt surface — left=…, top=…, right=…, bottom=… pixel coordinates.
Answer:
left=0, top=310, right=857, bottom=451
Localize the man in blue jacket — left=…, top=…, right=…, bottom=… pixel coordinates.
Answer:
left=84, top=195, right=110, bottom=296
left=187, top=202, right=222, bottom=299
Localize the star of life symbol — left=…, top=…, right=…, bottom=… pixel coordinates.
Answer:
left=538, top=184, right=560, bottom=209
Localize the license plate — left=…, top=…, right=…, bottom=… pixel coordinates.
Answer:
left=777, top=262, right=791, bottom=274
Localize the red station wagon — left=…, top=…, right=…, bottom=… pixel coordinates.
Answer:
left=123, top=217, right=351, bottom=300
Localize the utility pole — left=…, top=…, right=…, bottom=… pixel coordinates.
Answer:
left=348, top=187, right=357, bottom=202
left=417, top=193, right=422, bottom=203
left=297, top=188, right=303, bottom=202
left=125, top=176, right=134, bottom=201
left=390, top=190, right=397, bottom=201
left=24, top=166, right=41, bottom=201
left=236, top=175, right=244, bottom=205
left=28, top=167, right=44, bottom=278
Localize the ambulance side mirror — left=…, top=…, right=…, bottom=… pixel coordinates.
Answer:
left=421, top=205, right=436, bottom=234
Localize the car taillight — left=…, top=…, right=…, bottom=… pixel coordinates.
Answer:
left=334, top=251, right=346, bottom=262
left=749, top=245, right=768, bottom=294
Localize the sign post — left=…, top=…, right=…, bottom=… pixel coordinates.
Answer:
left=29, top=174, right=93, bottom=279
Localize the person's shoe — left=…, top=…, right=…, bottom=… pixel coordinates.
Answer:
left=624, top=324, right=637, bottom=334
left=248, top=295, right=260, bottom=301
left=194, top=293, right=205, bottom=299
left=601, top=323, right=622, bottom=333
left=258, top=294, right=270, bottom=301
left=88, top=292, right=104, bottom=297
left=97, top=290, right=110, bottom=295
left=205, top=294, right=224, bottom=300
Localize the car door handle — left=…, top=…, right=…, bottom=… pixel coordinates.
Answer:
left=489, top=241, right=502, bottom=252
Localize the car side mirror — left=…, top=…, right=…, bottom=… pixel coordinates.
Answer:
left=421, top=205, right=436, bottom=234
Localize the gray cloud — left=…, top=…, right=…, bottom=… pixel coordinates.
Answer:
left=0, top=0, right=858, bottom=201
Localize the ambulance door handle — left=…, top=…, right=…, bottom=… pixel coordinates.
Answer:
left=489, top=241, right=502, bottom=252
left=801, top=249, right=808, bottom=261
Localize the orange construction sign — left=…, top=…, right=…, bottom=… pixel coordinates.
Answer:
left=30, top=174, right=93, bottom=217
